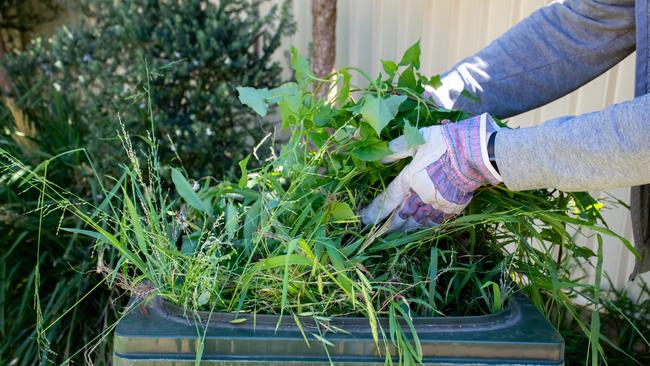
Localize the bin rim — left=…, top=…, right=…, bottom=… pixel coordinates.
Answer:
left=129, top=293, right=526, bottom=334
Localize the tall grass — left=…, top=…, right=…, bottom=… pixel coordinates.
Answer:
left=1, top=44, right=647, bottom=365
left=0, top=90, right=122, bottom=365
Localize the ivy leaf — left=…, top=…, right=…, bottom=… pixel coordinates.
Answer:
left=361, top=95, right=407, bottom=136
left=338, top=69, right=351, bottom=106
left=237, top=87, right=269, bottom=116
left=350, top=141, right=392, bottom=161
left=399, top=40, right=421, bottom=69
left=290, top=46, right=312, bottom=85
left=238, top=155, right=250, bottom=188
left=266, top=82, right=301, bottom=104
left=381, top=60, right=398, bottom=78
left=429, top=74, right=442, bottom=89
left=330, top=202, right=357, bottom=222
left=404, top=120, right=425, bottom=149
left=313, top=105, right=336, bottom=127
left=398, top=66, right=416, bottom=90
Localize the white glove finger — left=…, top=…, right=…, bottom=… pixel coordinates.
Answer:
left=401, top=217, right=423, bottom=233
left=381, top=126, right=439, bottom=164
left=360, top=172, right=409, bottom=225
left=381, top=135, right=414, bottom=163
left=385, top=214, right=407, bottom=233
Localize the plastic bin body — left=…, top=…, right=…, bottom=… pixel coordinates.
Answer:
left=113, top=295, right=564, bottom=365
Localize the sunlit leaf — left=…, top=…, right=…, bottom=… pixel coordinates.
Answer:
left=361, top=95, right=407, bottom=136
left=237, top=87, right=270, bottom=116
left=404, top=119, right=425, bottom=149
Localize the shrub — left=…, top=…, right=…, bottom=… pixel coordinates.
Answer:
left=0, top=0, right=295, bottom=364
left=4, top=0, right=295, bottom=179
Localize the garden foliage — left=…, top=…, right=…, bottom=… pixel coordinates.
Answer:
left=2, top=42, right=644, bottom=365
left=4, top=0, right=295, bottom=178
left=0, top=0, right=294, bottom=364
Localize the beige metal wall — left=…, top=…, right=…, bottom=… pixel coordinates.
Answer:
left=277, top=0, right=648, bottom=298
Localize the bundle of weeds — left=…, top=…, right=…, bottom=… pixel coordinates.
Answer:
left=0, top=43, right=643, bottom=365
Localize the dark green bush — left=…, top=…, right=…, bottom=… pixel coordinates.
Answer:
left=5, top=0, right=295, bottom=179
left=0, top=1, right=294, bottom=364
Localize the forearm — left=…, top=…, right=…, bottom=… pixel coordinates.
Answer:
left=496, top=94, right=650, bottom=192
left=435, top=0, right=635, bottom=118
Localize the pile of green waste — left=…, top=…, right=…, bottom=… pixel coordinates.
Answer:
left=2, top=42, right=634, bottom=365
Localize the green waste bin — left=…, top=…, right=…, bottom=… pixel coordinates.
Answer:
left=113, top=295, right=564, bottom=365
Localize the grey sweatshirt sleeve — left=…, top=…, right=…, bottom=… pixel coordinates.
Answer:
left=437, top=0, right=636, bottom=117
left=432, top=0, right=648, bottom=192
left=496, top=94, right=650, bottom=191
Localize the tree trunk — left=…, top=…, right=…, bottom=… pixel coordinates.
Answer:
left=311, top=0, right=336, bottom=80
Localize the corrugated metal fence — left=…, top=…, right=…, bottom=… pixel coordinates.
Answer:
left=273, top=0, right=648, bottom=298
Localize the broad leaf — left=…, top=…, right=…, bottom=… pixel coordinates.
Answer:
left=338, top=69, right=352, bottom=106
left=330, top=202, right=357, bottom=222
left=268, top=82, right=302, bottom=113
left=171, top=168, right=211, bottom=215
left=291, top=46, right=312, bottom=84
left=404, top=120, right=425, bottom=149
left=313, top=105, right=336, bottom=127
left=429, top=74, right=442, bottom=89
left=399, top=40, right=421, bottom=69
left=238, top=155, right=250, bottom=189
left=237, top=87, right=269, bottom=116
left=381, top=60, right=398, bottom=78
left=398, top=66, right=416, bottom=90
left=361, top=95, right=407, bottom=136
left=351, top=141, right=392, bottom=161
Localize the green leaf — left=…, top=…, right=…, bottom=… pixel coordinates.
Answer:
left=381, top=60, right=398, bottom=78
left=281, top=238, right=300, bottom=311
left=268, top=82, right=302, bottom=113
left=236, top=87, right=270, bottom=116
left=313, top=106, right=336, bottom=127
left=404, top=120, right=425, bottom=149
left=229, top=317, right=249, bottom=324
left=225, top=200, right=239, bottom=238
left=361, top=95, right=407, bottom=136
left=238, top=155, right=250, bottom=189
left=181, top=237, right=197, bottom=256
left=330, top=202, right=357, bottom=222
left=350, top=141, right=391, bottom=161
left=291, top=46, right=312, bottom=84
left=123, top=193, right=148, bottom=254
left=243, top=199, right=262, bottom=252
left=338, top=69, right=352, bottom=106
left=429, top=74, right=442, bottom=89
left=197, top=291, right=210, bottom=306
left=398, top=66, right=416, bottom=90
left=171, top=168, right=211, bottom=215
left=398, top=40, right=421, bottom=69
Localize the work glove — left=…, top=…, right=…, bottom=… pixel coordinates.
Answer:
left=360, top=113, right=502, bottom=232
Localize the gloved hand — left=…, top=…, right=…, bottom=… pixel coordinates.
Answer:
left=360, top=113, right=502, bottom=232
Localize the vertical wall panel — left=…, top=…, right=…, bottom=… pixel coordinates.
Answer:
left=274, top=0, right=647, bottom=295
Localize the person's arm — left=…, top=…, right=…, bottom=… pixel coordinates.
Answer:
left=497, top=94, right=650, bottom=192
left=434, top=0, right=636, bottom=118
